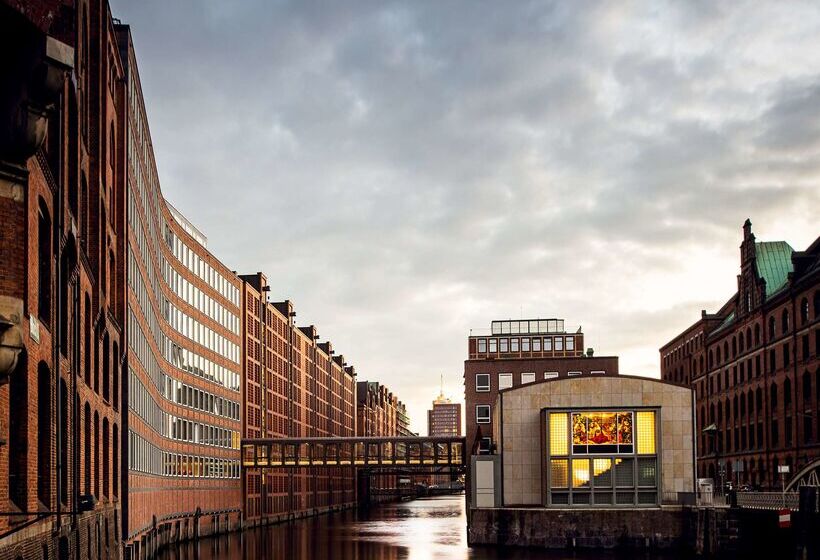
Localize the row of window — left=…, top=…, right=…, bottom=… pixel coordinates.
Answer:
left=167, top=340, right=241, bottom=393
left=476, top=336, right=576, bottom=354
left=166, top=227, right=239, bottom=307
left=165, top=261, right=240, bottom=335
left=128, top=430, right=240, bottom=479
left=167, top=376, right=240, bottom=421
left=475, top=371, right=604, bottom=392
left=169, top=416, right=240, bottom=449
left=165, top=299, right=240, bottom=364
left=491, top=319, right=566, bottom=335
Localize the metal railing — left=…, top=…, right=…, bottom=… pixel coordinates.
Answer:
left=661, top=491, right=728, bottom=507
left=736, top=491, right=801, bottom=511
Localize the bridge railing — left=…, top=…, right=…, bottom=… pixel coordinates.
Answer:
left=241, top=436, right=465, bottom=469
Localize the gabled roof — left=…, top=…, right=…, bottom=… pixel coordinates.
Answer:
left=755, top=241, right=794, bottom=298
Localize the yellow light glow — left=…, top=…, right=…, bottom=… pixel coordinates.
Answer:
left=550, top=413, right=569, bottom=455
left=593, top=458, right=612, bottom=476
left=636, top=411, right=656, bottom=454
left=551, top=459, right=568, bottom=488
left=572, top=459, right=590, bottom=488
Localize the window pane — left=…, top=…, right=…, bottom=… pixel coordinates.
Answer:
left=522, top=338, right=530, bottom=352
left=533, top=338, right=541, bottom=352
left=572, top=459, right=590, bottom=488
left=500, top=338, right=508, bottom=352
left=550, top=459, right=568, bottom=488
left=566, top=337, right=575, bottom=351
left=638, top=458, right=657, bottom=487
left=615, top=458, right=634, bottom=487
left=510, top=338, right=519, bottom=352
left=544, top=337, right=552, bottom=351
left=555, top=337, right=564, bottom=351
left=489, top=339, right=497, bottom=353
left=550, top=413, right=568, bottom=455
left=636, top=411, right=656, bottom=454
left=593, top=458, right=612, bottom=487
left=477, top=339, right=486, bottom=353
left=499, top=373, right=513, bottom=390
left=522, top=372, right=535, bottom=384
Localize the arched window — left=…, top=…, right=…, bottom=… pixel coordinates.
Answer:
left=708, top=350, right=713, bottom=369
left=716, top=347, right=722, bottom=365
left=59, top=235, right=77, bottom=354
left=768, top=317, right=776, bottom=340
left=60, top=380, right=68, bottom=505
left=770, top=383, right=778, bottom=413
left=37, top=362, right=52, bottom=507
left=112, top=341, right=119, bottom=411
left=84, top=293, right=91, bottom=386
left=739, top=334, right=744, bottom=354
left=102, top=332, right=109, bottom=400
left=756, top=388, right=763, bottom=411
left=8, top=352, right=28, bottom=509
left=112, top=424, right=119, bottom=497
left=37, top=199, right=52, bottom=324
left=784, top=378, right=792, bottom=408
left=800, top=298, right=809, bottom=325
left=109, top=122, right=115, bottom=173
left=102, top=418, right=109, bottom=498
left=754, top=324, right=761, bottom=346
left=723, top=342, right=729, bottom=363
left=732, top=337, right=737, bottom=358
left=781, top=309, right=790, bottom=335
left=814, top=291, right=820, bottom=319
left=94, top=411, right=100, bottom=498
left=84, top=403, right=91, bottom=495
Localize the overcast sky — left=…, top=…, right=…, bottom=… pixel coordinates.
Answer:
left=111, top=0, right=820, bottom=434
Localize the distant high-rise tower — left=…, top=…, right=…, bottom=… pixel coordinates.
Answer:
left=427, top=383, right=462, bottom=437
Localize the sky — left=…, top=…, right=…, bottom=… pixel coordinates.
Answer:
left=110, top=0, right=820, bottom=434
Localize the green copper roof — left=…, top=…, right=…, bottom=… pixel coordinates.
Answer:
left=755, top=241, right=794, bottom=298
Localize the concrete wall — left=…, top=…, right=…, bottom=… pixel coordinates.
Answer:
left=493, top=375, right=695, bottom=505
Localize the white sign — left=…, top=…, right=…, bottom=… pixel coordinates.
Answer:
left=778, top=465, right=790, bottom=474
left=29, top=316, right=40, bottom=343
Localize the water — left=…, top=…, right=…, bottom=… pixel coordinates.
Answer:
left=159, top=495, right=687, bottom=559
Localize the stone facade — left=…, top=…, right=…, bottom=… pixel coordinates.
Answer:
left=492, top=375, right=695, bottom=506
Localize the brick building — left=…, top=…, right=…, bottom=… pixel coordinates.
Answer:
left=660, top=220, right=820, bottom=490
left=240, top=273, right=356, bottom=522
left=356, top=381, right=411, bottom=492
left=464, top=318, right=619, bottom=456
left=1, top=0, right=123, bottom=558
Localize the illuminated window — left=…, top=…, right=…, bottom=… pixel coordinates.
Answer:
left=550, top=413, right=568, bottom=455
left=550, top=459, right=568, bottom=488
left=593, top=458, right=612, bottom=487
left=572, top=459, right=590, bottom=488
left=636, top=411, right=656, bottom=454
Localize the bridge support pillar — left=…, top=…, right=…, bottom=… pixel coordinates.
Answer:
left=357, top=469, right=371, bottom=508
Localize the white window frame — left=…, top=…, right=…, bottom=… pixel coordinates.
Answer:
left=568, top=370, right=581, bottom=376
left=475, top=373, right=490, bottom=392
left=498, top=373, right=513, bottom=390
left=591, top=370, right=606, bottom=375
left=521, top=372, right=536, bottom=384
left=476, top=405, right=491, bottom=424
left=544, top=371, right=559, bottom=380
left=479, top=437, right=492, bottom=455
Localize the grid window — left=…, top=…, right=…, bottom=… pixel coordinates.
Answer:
left=551, top=459, right=569, bottom=488
left=550, top=413, right=568, bottom=455
left=475, top=374, right=490, bottom=392
left=572, top=459, right=590, bottom=488
left=636, top=411, right=656, bottom=454
left=476, top=405, right=491, bottom=424
left=499, top=373, right=513, bottom=390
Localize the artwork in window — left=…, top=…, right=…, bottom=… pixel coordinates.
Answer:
left=571, top=412, right=633, bottom=450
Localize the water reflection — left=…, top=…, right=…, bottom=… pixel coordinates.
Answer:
left=159, top=495, right=686, bottom=560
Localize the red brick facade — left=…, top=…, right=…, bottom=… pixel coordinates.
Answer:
left=240, top=274, right=356, bottom=522
left=661, top=220, right=820, bottom=490
left=1, top=1, right=123, bottom=558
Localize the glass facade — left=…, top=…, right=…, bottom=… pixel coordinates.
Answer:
left=546, top=409, right=658, bottom=507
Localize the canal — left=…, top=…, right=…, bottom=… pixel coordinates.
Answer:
left=158, top=495, right=689, bottom=559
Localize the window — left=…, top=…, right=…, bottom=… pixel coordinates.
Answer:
left=544, top=371, right=559, bottom=380
left=555, top=337, right=564, bottom=351
left=591, top=370, right=606, bottom=375
left=476, top=405, right=491, bottom=424
left=784, top=343, right=790, bottom=368
left=475, top=374, right=490, bottom=392
left=489, top=338, right=497, bottom=353
left=782, top=309, right=790, bottom=334
left=477, top=339, right=486, bottom=353
left=37, top=201, right=51, bottom=324
left=800, top=298, right=809, bottom=325
left=478, top=437, right=492, bottom=455
left=566, top=337, right=575, bottom=351
left=522, top=338, right=530, bottom=352
left=499, top=338, right=508, bottom=353
left=521, top=372, right=536, bottom=384
left=510, top=338, right=519, bottom=352
left=544, top=337, right=553, bottom=351
left=568, top=371, right=581, bottom=376
left=498, top=373, right=513, bottom=390
left=533, top=337, right=541, bottom=352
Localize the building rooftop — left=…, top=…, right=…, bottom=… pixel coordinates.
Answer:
left=469, top=318, right=579, bottom=337
left=755, top=241, right=794, bottom=298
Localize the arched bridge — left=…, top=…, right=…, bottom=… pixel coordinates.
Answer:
left=241, top=435, right=466, bottom=473
left=785, top=457, right=820, bottom=492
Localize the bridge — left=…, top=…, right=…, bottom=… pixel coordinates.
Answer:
left=241, top=435, right=466, bottom=472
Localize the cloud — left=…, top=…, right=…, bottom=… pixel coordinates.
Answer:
left=111, top=0, right=820, bottom=433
